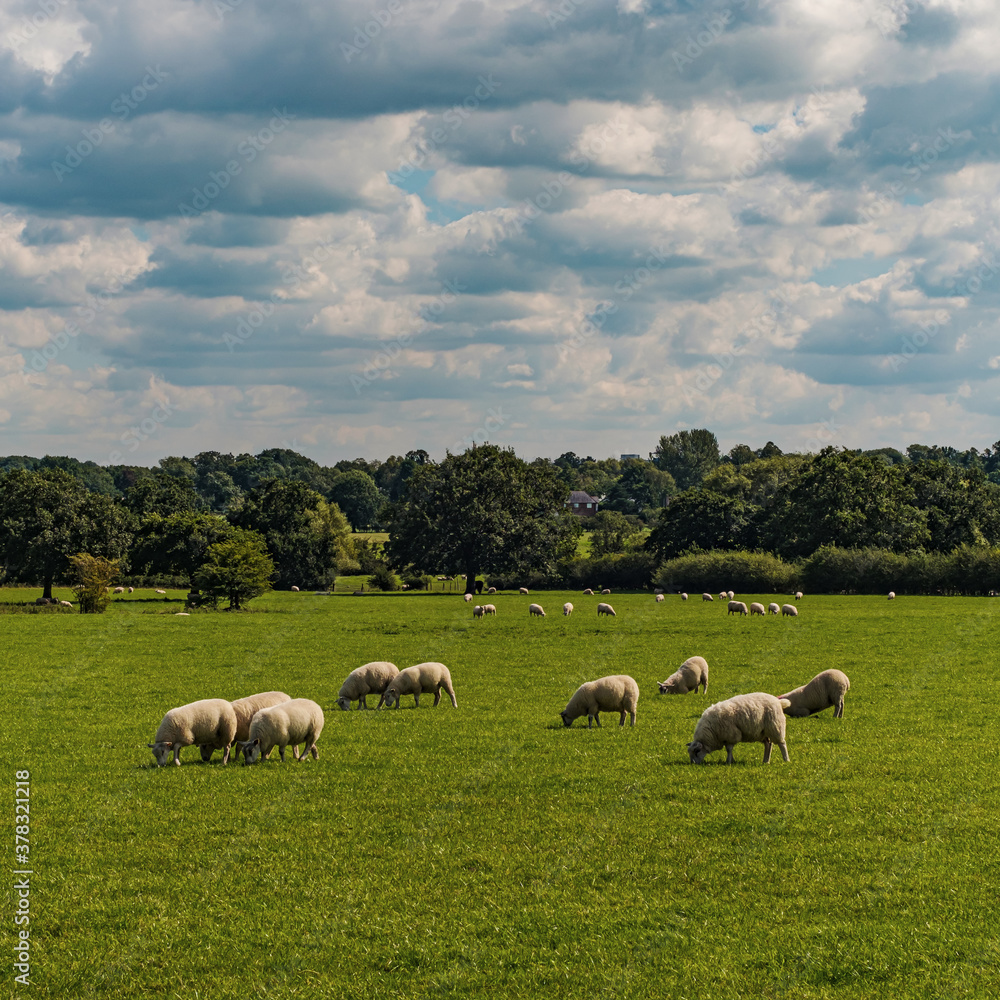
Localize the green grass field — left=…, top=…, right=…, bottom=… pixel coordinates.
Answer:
left=4, top=589, right=999, bottom=998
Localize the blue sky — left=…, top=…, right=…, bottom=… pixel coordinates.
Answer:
left=1, top=0, right=999, bottom=465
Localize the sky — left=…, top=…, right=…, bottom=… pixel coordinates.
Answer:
left=1, top=0, right=999, bottom=467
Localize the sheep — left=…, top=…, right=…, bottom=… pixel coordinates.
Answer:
left=888, top=591, right=896, bottom=600
left=583, top=588, right=594, bottom=595
left=291, top=586, right=300, bottom=592
left=781, top=604, right=798, bottom=617
left=127, top=586, right=134, bottom=594
left=727, top=600, right=748, bottom=616
left=597, top=602, right=616, bottom=617
left=768, top=603, right=780, bottom=614
left=337, top=662, right=399, bottom=711
left=113, top=586, right=125, bottom=594
left=148, top=698, right=238, bottom=767
left=483, top=604, right=497, bottom=615
left=560, top=674, right=639, bottom=728
left=795, top=591, right=803, bottom=601
left=718, top=591, right=726, bottom=600
left=487, top=587, right=497, bottom=595
left=778, top=669, right=850, bottom=719
left=655, top=594, right=664, bottom=603
left=749, top=602, right=765, bottom=616
left=702, top=593, right=714, bottom=602
left=519, top=587, right=529, bottom=595
left=202, top=690, right=292, bottom=762
left=727, top=590, right=735, bottom=600
left=601, top=588, right=611, bottom=595
left=155, top=589, right=166, bottom=595
left=238, top=698, right=325, bottom=763
left=473, top=605, right=485, bottom=619
left=681, top=593, right=688, bottom=601
left=463, top=593, right=473, bottom=602
left=563, top=602, right=573, bottom=616
left=657, top=655, right=708, bottom=695
left=687, top=693, right=789, bottom=765
left=529, top=603, right=546, bottom=617
left=174, top=612, right=190, bottom=616
left=59, top=600, right=72, bottom=607
left=380, top=662, right=457, bottom=709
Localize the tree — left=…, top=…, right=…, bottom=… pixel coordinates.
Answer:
left=193, top=530, right=274, bottom=610
left=651, top=429, right=720, bottom=489
left=905, top=462, right=1000, bottom=551
left=124, top=473, right=201, bottom=517
left=0, top=469, right=134, bottom=599
left=645, top=490, right=753, bottom=559
left=130, top=512, right=237, bottom=584
left=228, top=478, right=351, bottom=589
left=726, top=443, right=756, bottom=467
left=385, top=444, right=578, bottom=594
left=69, top=553, right=119, bottom=614
left=329, top=470, right=382, bottom=530
left=602, top=459, right=676, bottom=518
left=589, top=510, right=643, bottom=556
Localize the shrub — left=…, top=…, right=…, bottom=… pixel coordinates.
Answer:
left=69, top=553, right=119, bottom=614
left=367, top=563, right=401, bottom=592
left=401, top=571, right=433, bottom=591
left=560, top=552, right=659, bottom=590
left=654, top=550, right=799, bottom=594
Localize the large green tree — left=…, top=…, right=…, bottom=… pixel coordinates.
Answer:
left=0, top=469, right=134, bottom=598
left=131, top=511, right=238, bottom=584
left=905, top=461, right=1000, bottom=551
left=124, top=472, right=201, bottom=517
left=652, top=429, right=720, bottom=490
left=329, top=470, right=383, bottom=530
left=385, top=444, right=578, bottom=594
left=645, top=490, right=754, bottom=559
left=193, top=529, right=274, bottom=610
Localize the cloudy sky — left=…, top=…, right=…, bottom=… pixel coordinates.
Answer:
left=1, top=0, right=998, bottom=466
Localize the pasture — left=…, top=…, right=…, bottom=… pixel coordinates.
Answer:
left=4, top=589, right=999, bottom=998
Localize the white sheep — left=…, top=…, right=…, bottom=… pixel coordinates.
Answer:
left=155, top=589, right=166, bottom=595
left=795, top=591, right=803, bottom=601
left=681, top=593, right=688, bottom=601
left=778, top=669, right=850, bottom=718
left=727, top=590, right=735, bottom=600
left=687, top=693, right=789, bottom=765
left=563, top=602, right=573, bottom=616
left=655, top=594, right=664, bottom=603
left=657, top=655, right=708, bottom=695
left=768, top=603, right=780, bottom=614
left=583, top=588, right=594, bottom=595
left=148, top=698, right=238, bottom=767
left=749, top=602, right=765, bottom=616
left=888, top=591, right=895, bottom=600
left=59, top=600, right=72, bottom=607
left=238, top=698, right=325, bottom=763
left=203, top=690, right=292, bottom=762
left=380, top=662, right=457, bottom=709
left=464, top=593, right=473, bottom=602
left=560, top=674, right=639, bottom=728
left=601, top=588, right=611, bottom=595
left=291, top=586, right=300, bottom=592
left=127, top=586, right=134, bottom=594
left=702, top=593, right=714, bottom=602
left=781, top=604, right=798, bottom=617
left=483, top=604, right=497, bottom=615
left=718, top=591, right=726, bottom=600
left=113, top=586, right=125, bottom=594
left=473, top=605, right=485, bottom=619
left=519, top=587, right=529, bottom=595
left=337, top=662, right=399, bottom=711
left=727, top=600, right=749, bottom=616
left=596, top=602, right=616, bottom=617
left=529, top=603, right=546, bottom=617
left=487, top=587, right=497, bottom=595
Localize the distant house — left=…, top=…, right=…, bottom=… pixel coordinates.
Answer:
left=566, top=491, right=600, bottom=518
left=620, top=453, right=640, bottom=460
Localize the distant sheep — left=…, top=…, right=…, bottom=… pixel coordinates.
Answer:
left=778, top=669, right=850, bottom=718
left=483, top=604, right=497, bottom=615
left=239, top=698, right=324, bottom=763
left=113, top=586, right=125, bottom=594
left=463, top=593, right=473, bottom=602
left=560, top=674, right=639, bottom=728
left=596, top=602, right=616, bottom=617
left=749, top=602, right=765, bottom=616
left=655, top=594, right=664, bottom=603
left=702, top=593, right=714, bottom=602
left=487, top=587, right=497, bottom=595
left=768, top=603, right=780, bottom=614
left=888, top=591, right=895, bottom=600
left=529, top=603, right=546, bottom=617
left=155, top=589, right=166, bottom=595
left=583, top=589, right=594, bottom=595
left=681, top=593, right=688, bottom=601
left=795, top=591, right=803, bottom=601
left=337, top=662, right=399, bottom=711
left=291, top=586, right=300, bottom=592
left=563, top=602, right=573, bottom=616
left=381, top=662, right=457, bottom=709
left=657, top=655, right=708, bottom=695
left=687, top=693, right=789, bottom=765
left=148, top=698, right=237, bottom=767
left=473, top=605, right=485, bottom=619
left=128, top=586, right=134, bottom=594
left=727, top=600, right=748, bottom=616
left=781, top=604, right=798, bottom=617
left=601, top=588, right=611, bottom=595
left=204, top=690, right=291, bottom=762
left=727, top=590, right=735, bottom=600
left=718, top=591, right=727, bottom=600
left=59, top=600, right=72, bottom=607
left=519, top=587, right=529, bottom=595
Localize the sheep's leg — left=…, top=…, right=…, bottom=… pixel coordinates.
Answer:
left=778, top=741, right=789, bottom=762
left=835, top=698, right=844, bottom=718
left=222, top=743, right=231, bottom=765
left=413, top=693, right=420, bottom=708
left=278, top=745, right=287, bottom=762
left=291, top=743, right=301, bottom=760
left=360, top=695, right=368, bottom=710
left=446, top=684, right=457, bottom=707
left=173, top=746, right=182, bottom=766
left=594, top=712, right=601, bottom=728
left=725, top=745, right=735, bottom=764
left=762, top=739, right=772, bottom=763
left=618, top=710, right=626, bottom=727
left=433, top=687, right=442, bottom=707
left=629, top=710, right=636, bottom=728
left=587, top=715, right=593, bottom=729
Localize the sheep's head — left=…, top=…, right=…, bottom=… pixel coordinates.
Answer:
left=687, top=740, right=708, bottom=764
left=657, top=680, right=677, bottom=695
left=382, top=689, right=398, bottom=708
left=199, top=745, right=215, bottom=763
left=239, top=739, right=262, bottom=764
left=147, top=741, right=174, bottom=767
left=560, top=710, right=572, bottom=727
left=336, top=696, right=351, bottom=711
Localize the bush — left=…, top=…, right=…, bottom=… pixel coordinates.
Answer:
left=401, top=571, right=432, bottom=591
left=654, top=550, right=799, bottom=594
left=485, top=569, right=563, bottom=592
left=367, top=563, right=401, bottom=592
left=70, top=553, right=119, bottom=614
left=559, top=552, right=659, bottom=590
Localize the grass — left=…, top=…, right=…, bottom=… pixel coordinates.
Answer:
left=4, top=588, right=1000, bottom=998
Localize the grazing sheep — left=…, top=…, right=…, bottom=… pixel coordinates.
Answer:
left=768, top=603, right=780, bottom=614
left=681, top=593, right=688, bottom=601
left=888, top=591, right=896, bottom=600
left=795, top=591, right=803, bottom=601
left=463, top=593, right=473, bottom=602
left=174, top=612, right=190, bottom=616
left=601, top=588, right=611, bottom=595
left=487, top=587, right=497, bottom=595
left=483, top=604, right=497, bottom=615
left=560, top=674, right=639, bottom=728
left=380, top=662, right=457, bottom=709
left=291, top=586, right=300, bottom=592
left=778, top=669, right=850, bottom=719
left=583, top=588, right=594, bottom=595
left=702, top=593, right=714, bottom=602
left=597, top=602, right=616, bottom=617
left=718, top=592, right=727, bottom=600
left=148, top=698, right=238, bottom=767
left=781, top=604, right=798, bottom=617
left=687, top=693, right=789, bottom=765
left=59, top=600, right=72, bottom=607
left=519, top=587, right=529, bottom=595
left=128, top=586, right=134, bottom=594
left=529, top=603, right=546, bottom=617
left=727, top=590, right=735, bottom=600
left=727, top=600, right=749, bottom=616
left=155, top=589, right=166, bottom=595
left=655, top=594, right=664, bottom=603
left=749, top=602, right=765, bottom=616
left=239, top=698, right=325, bottom=763
left=337, top=662, right=399, bottom=711
left=113, top=586, right=125, bottom=594
left=203, top=691, right=292, bottom=762
left=473, top=605, right=485, bottom=619
left=563, top=602, right=573, bottom=616
left=657, top=655, right=708, bottom=695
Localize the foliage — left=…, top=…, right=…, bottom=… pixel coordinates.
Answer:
left=600, top=460, right=676, bottom=518
left=367, top=563, right=401, bottom=591
left=651, top=428, right=720, bottom=489
left=124, top=473, right=202, bottom=517
left=903, top=461, right=1000, bottom=551
left=329, top=469, right=383, bottom=530
left=352, top=537, right=385, bottom=574
left=558, top=551, right=659, bottom=590
left=645, top=489, right=754, bottom=559
left=386, top=444, right=579, bottom=593
left=130, top=511, right=237, bottom=584
left=587, top=510, right=644, bottom=557
left=69, top=553, right=119, bottom=613
left=400, top=570, right=433, bottom=591
left=653, top=549, right=800, bottom=594
left=192, top=529, right=274, bottom=609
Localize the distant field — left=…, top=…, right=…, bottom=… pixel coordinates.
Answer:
left=4, top=589, right=999, bottom=998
